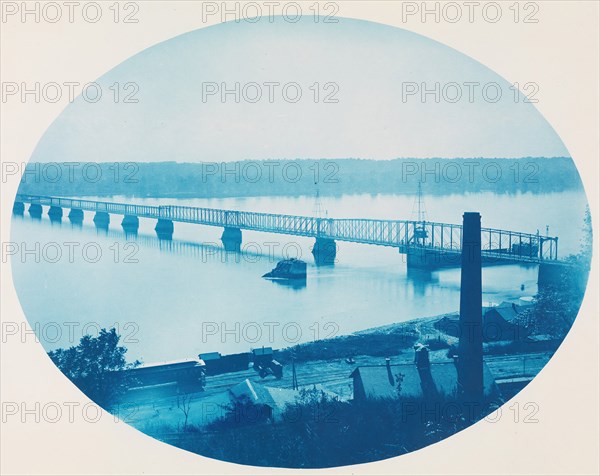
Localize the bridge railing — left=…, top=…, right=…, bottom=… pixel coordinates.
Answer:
left=160, top=205, right=321, bottom=237
left=14, top=194, right=559, bottom=262
left=322, top=218, right=557, bottom=261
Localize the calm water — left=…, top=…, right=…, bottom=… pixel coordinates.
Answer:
left=10, top=191, right=588, bottom=363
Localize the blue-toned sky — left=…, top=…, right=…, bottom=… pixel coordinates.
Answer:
left=32, top=17, right=569, bottom=162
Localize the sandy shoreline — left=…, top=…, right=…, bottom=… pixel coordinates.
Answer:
left=354, top=313, right=447, bottom=336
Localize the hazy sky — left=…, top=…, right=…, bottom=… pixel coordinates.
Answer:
left=32, top=17, right=569, bottom=163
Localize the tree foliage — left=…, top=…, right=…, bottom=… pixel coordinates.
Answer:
left=580, top=205, right=593, bottom=268
left=520, top=207, right=592, bottom=340
left=48, top=328, right=139, bottom=408
left=175, top=390, right=495, bottom=468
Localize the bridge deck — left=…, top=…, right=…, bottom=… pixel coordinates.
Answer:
left=15, top=194, right=560, bottom=264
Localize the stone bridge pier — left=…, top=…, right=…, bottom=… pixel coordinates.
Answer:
left=48, top=206, right=63, bottom=223
left=221, top=227, right=242, bottom=252
left=122, top=215, right=140, bottom=236
left=28, top=204, right=43, bottom=219
left=68, top=209, right=84, bottom=226
left=538, top=261, right=566, bottom=288
left=13, top=202, right=24, bottom=215
left=155, top=219, right=174, bottom=240
left=312, top=238, right=337, bottom=265
left=93, top=212, right=110, bottom=231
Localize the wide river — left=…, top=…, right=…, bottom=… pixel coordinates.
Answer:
left=10, top=191, right=588, bottom=363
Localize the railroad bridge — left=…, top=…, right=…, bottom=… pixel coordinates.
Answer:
left=13, top=194, right=566, bottom=284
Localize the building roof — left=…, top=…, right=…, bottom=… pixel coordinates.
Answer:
left=133, top=358, right=201, bottom=370
left=228, top=379, right=298, bottom=414
left=438, top=301, right=534, bottom=324
left=441, top=307, right=491, bottom=320
left=350, top=362, right=498, bottom=401
left=485, top=301, right=533, bottom=324
left=189, top=379, right=297, bottom=426
left=199, top=352, right=221, bottom=361
left=191, top=378, right=345, bottom=427
left=228, top=379, right=345, bottom=415
left=490, top=306, right=519, bottom=322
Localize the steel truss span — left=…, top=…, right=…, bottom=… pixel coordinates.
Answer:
left=15, top=194, right=560, bottom=263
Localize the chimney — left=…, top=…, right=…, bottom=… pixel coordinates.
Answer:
left=385, top=357, right=394, bottom=385
left=458, top=212, right=484, bottom=402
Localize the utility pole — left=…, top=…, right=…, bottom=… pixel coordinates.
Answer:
left=413, top=180, right=428, bottom=246
left=313, top=182, right=326, bottom=219
left=291, top=353, right=298, bottom=390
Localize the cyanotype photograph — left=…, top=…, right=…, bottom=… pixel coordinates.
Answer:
left=2, top=2, right=598, bottom=474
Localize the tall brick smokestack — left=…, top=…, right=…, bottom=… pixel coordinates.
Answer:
left=458, top=212, right=483, bottom=402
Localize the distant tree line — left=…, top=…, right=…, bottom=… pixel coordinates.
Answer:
left=17, top=157, right=583, bottom=198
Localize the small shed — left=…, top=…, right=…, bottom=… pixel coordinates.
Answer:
left=483, top=301, right=532, bottom=341
left=434, top=301, right=534, bottom=342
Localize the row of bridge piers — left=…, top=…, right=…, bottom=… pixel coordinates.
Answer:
left=13, top=202, right=339, bottom=265
left=218, top=228, right=336, bottom=264
left=12, top=201, right=565, bottom=282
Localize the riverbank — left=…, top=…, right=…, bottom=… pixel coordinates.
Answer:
left=275, top=312, right=450, bottom=364
left=114, top=304, right=559, bottom=436
left=275, top=306, right=560, bottom=365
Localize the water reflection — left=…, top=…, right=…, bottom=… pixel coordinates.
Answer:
left=407, top=268, right=438, bottom=296
left=10, top=195, right=552, bottom=362
left=266, top=278, right=307, bottom=291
